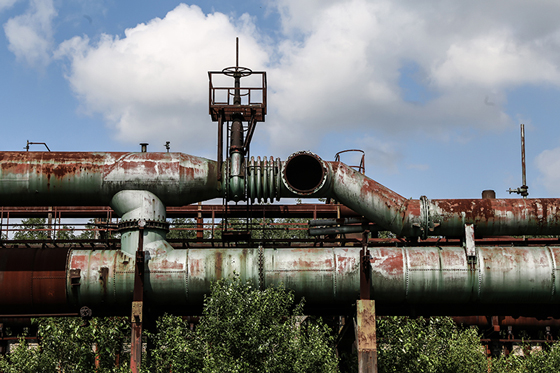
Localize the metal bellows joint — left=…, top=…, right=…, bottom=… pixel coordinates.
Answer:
left=229, top=151, right=331, bottom=202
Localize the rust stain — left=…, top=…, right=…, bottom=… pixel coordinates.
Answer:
left=70, top=254, right=88, bottom=269
left=152, top=259, right=183, bottom=270
left=370, top=248, right=404, bottom=276
left=190, top=259, right=203, bottom=276
left=215, top=252, right=223, bottom=280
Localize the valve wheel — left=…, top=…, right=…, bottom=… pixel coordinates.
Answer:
left=222, top=66, right=253, bottom=77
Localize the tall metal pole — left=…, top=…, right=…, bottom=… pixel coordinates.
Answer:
left=130, top=222, right=145, bottom=373
left=520, top=124, right=527, bottom=199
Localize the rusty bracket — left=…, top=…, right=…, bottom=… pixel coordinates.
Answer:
left=546, top=326, right=553, bottom=342
left=360, top=231, right=371, bottom=300
left=507, top=325, right=514, bottom=340
left=131, top=301, right=143, bottom=323
left=70, top=268, right=81, bottom=286
left=79, top=306, right=92, bottom=327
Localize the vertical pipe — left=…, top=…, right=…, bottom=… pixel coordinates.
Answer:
left=197, top=202, right=203, bottom=241
left=521, top=124, right=528, bottom=198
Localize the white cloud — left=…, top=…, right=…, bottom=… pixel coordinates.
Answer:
left=536, top=147, right=560, bottom=195
left=53, top=0, right=560, bottom=165
left=3, top=0, right=56, bottom=67
left=56, top=4, right=269, bottom=155
left=0, top=0, right=20, bottom=12
left=259, top=0, right=560, bottom=154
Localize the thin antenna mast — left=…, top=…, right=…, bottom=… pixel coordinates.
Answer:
left=508, top=124, right=529, bottom=198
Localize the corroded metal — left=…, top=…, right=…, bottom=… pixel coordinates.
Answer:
left=0, top=152, right=221, bottom=206
left=2, top=245, right=560, bottom=315
left=325, top=160, right=560, bottom=238
left=356, top=300, right=377, bottom=373
left=452, top=316, right=560, bottom=329
left=0, top=247, right=69, bottom=313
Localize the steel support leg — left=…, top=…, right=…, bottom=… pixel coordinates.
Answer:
left=357, top=231, right=377, bottom=373
left=130, top=224, right=145, bottom=373
left=356, top=300, right=377, bottom=373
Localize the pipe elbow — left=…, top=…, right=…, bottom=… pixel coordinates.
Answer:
left=110, top=190, right=167, bottom=222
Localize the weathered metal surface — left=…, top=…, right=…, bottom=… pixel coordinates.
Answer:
left=0, top=248, right=68, bottom=311
left=0, top=152, right=221, bottom=206
left=264, top=247, right=360, bottom=306
left=1, top=245, right=560, bottom=315
left=452, top=316, right=560, bottom=329
left=326, top=160, right=560, bottom=238
left=58, top=246, right=560, bottom=315
left=356, top=300, right=377, bottom=373
left=282, top=151, right=330, bottom=197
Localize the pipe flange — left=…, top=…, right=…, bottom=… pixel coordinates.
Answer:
left=282, top=151, right=328, bottom=196
left=118, top=219, right=169, bottom=233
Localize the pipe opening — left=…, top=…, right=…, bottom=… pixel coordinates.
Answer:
left=284, top=152, right=326, bottom=194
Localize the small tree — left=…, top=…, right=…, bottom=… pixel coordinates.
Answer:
left=147, top=276, right=340, bottom=372
left=377, top=316, right=487, bottom=373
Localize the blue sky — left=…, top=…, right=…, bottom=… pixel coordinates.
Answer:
left=2, top=0, right=560, bottom=200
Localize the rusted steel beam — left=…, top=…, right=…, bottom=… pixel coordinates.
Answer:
left=356, top=300, right=377, bottom=373
left=130, top=225, right=145, bottom=373
left=452, top=316, right=560, bottom=329
left=0, top=204, right=359, bottom=219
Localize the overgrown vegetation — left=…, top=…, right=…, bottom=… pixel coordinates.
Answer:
left=4, top=219, right=560, bottom=372
left=0, top=277, right=339, bottom=373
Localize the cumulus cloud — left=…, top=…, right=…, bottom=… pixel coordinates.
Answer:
left=55, top=4, right=268, bottom=155
left=536, top=147, right=560, bottom=195
left=262, top=0, right=560, bottom=153
left=51, top=0, right=560, bottom=163
left=3, top=0, right=56, bottom=67
left=0, top=0, right=20, bottom=12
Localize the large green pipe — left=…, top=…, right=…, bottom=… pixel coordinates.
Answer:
left=39, top=245, right=560, bottom=316
left=279, top=152, right=560, bottom=238
left=2, top=245, right=557, bottom=315
left=0, top=152, right=221, bottom=206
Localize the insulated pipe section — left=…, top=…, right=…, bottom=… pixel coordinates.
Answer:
left=0, top=152, right=221, bottom=206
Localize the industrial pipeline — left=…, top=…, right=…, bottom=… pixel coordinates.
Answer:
left=1, top=149, right=560, bottom=317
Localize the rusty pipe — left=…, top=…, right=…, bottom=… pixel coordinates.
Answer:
left=279, top=152, right=560, bottom=238
left=0, top=152, right=222, bottom=207
left=2, top=245, right=560, bottom=317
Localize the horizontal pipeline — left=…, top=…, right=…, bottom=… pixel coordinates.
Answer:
left=280, top=152, right=560, bottom=238
left=2, top=246, right=560, bottom=316
left=0, top=152, right=221, bottom=206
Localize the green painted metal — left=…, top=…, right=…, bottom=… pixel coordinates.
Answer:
left=63, top=245, right=560, bottom=312
left=0, top=152, right=221, bottom=206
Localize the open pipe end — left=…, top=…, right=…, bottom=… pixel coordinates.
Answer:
left=282, top=151, right=329, bottom=196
